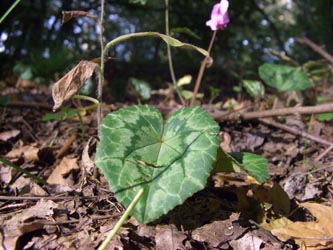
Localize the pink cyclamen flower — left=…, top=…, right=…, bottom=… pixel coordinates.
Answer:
left=206, top=0, right=230, bottom=31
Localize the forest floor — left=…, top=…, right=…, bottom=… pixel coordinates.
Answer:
left=1, top=80, right=333, bottom=250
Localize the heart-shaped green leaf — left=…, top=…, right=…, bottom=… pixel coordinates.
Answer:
left=242, top=80, right=265, bottom=99
left=259, top=63, right=311, bottom=92
left=95, top=105, right=219, bottom=223
left=213, top=149, right=268, bottom=184
left=230, top=152, right=268, bottom=183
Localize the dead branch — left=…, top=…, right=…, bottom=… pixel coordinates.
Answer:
left=210, top=103, right=333, bottom=122
left=296, top=37, right=333, bottom=64
left=258, top=118, right=333, bottom=147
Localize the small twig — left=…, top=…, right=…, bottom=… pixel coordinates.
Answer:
left=296, top=37, right=333, bottom=64
left=56, top=133, right=77, bottom=159
left=0, top=194, right=112, bottom=201
left=0, top=101, right=52, bottom=109
left=211, top=103, right=333, bottom=121
left=315, top=144, right=333, bottom=162
left=259, top=118, right=333, bottom=147
left=34, top=214, right=122, bottom=225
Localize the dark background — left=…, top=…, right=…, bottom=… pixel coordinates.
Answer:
left=0, top=0, right=332, bottom=99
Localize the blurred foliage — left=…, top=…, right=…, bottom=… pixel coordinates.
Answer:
left=0, top=0, right=332, bottom=91
left=259, top=63, right=311, bottom=92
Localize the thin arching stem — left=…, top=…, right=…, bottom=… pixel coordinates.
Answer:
left=190, top=30, right=217, bottom=106
left=164, top=0, right=185, bottom=106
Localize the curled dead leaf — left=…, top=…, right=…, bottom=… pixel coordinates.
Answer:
left=5, top=143, right=39, bottom=162
left=82, top=137, right=95, bottom=175
left=155, top=224, right=186, bottom=250
left=1, top=200, right=58, bottom=249
left=270, top=202, right=333, bottom=249
left=0, top=129, right=20, bottom=141
left=47, top=155, right=79, bottom=189
left=52, top=60, right=97, bottom=111
left=62, top=10, right=99, bottom=24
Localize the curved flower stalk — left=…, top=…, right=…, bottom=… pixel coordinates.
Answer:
left=190, top=0, right=230, bottom=106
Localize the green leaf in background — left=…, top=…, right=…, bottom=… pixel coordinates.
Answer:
left=170, top=27, right=201, bottom=40
left=13, top=62, right=35, bottom=80
left=258, top=63, right=311, bottom=92
left=80, top=78, right=94, bottom=95
left=42, top=108, right=78, bottom=121
left=317, top=112, right=333, bottom=121
left=95, top=105, right=219, bottom=223
left=128, top=78, right=151, bottom=100
left=0, top=96, right=9, bottom=106
left=181, top=90, right=203, bottom=100
left=212, top=148, right=244, bottom=174
left=129, top=0, right=149, bottom=4
left=230, top=152, right=268, bottom=183
left=213, top=149, right=268, bottom=184
left=242, top=80, right=265, bottom=98
left=176, top=75, right=192, bottom=88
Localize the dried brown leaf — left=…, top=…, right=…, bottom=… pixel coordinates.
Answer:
left=155, top=224, right=186, bottom=250
left=271, top=202, right=333, bottom=249
left=1, top=200, right=58, bottom=249
left=191, top=213, right=244, bottom=248
left=81, top=137, right=95, bottom=175
left=62, top=10, right=99, bottom=24
left=52, top=60, right=97, bottom=111
left=11, top=175, right=48, bottom=196
left=47, top=155, right=79, bottom=188
left=229, top=231, right=264, bottom=249
left=5, top=143, right=39, bottom=161
left=0, top=166, right=14, bottom=184
left=0, top=129, right=20, bottom=141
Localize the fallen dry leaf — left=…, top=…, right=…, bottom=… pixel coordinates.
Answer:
left=52, top=60, right=97, bottom=111
left=0, top=165, right=14, bottom=184
left=270, top=202, right=333, bottom=249
left=5, top=143, right=39, bottom=161
left=62, top=10, right=99, bottom=24
left=81, top=137, right=95, bottom=175
left=11, top=175, right=48, bottom=196
left=229, top=231, right=264, bottom=250
left=47, top=155, right=79, bottom=189
left=0, top=129, right=20, bottom=141
left=1, top=200, right=58, bottom=249
left=191, top=213, right=245, bottom=248
left=155, top=224, right=186, bottom=250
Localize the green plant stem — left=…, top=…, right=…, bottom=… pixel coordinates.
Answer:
left=104, top=32, right=162, bottom=53
left=0, top=0, right=20, bottom=24
left=73, top=95, right=99, bottom=104
left=97, top=0, right=105, bottom=131
left=0, top=157, right=48, bottom=185
left=98, top=188, right=144, bottom=250
left=190, top=30, right=217, bottom=106
left=104, top=32, right=208, bottom=56
left=164, top=0, right=185, bottom=106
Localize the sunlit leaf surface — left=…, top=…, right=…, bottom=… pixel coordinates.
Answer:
left=95, top=105, right=219, bottom=223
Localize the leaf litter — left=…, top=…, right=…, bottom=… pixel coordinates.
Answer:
left=1, top=82, right=333, bottom=249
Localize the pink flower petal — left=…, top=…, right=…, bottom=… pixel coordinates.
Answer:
left=206, top=0, right=229, bottom=31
